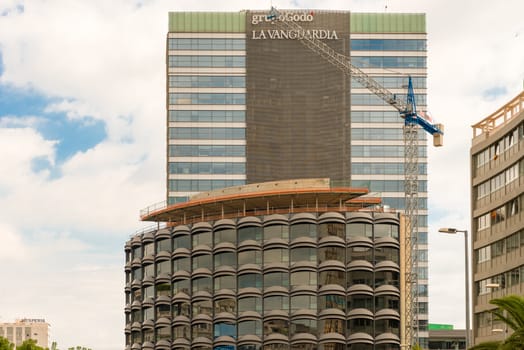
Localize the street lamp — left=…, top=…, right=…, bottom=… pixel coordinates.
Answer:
left=488, top=283, right=507, bottom=340
left=439, top=227, right=470, bottom=349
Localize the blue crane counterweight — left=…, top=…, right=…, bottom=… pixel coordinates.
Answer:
left=402, top=76, right=444, bottom=142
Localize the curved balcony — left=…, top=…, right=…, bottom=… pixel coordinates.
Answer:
left=154, top=339, right=170, bottom=350
left=171, top=338, right=189, bottom=349
left=346, top=332, right=374, bottom=345
left=155, top=251, right=171, bottom=262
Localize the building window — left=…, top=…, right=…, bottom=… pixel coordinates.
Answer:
left=477, top=213, right=491, bottom=231
left=192, top=277, right=212, bottom=294
left=238, top=226, right=262, bottom=243
left=319, top=318, right=345, bottom=335
left=319, top=223, right=345, bottom=239
left=263, top=319, right=289, bottom=336
left=319, top=294, right=346, bottom=311
left=215, top=298, right=236, bottom=314
left=214, top=322, right=236, bottom=338
left=290, top=223, right=317, bottom=240
left=508, top=197, right=520, bottom=217
left=352, top=56, right=426, bottom=68
left=173, top=235, right=190, bottom=250
left=319, top=270, right=345, bottom=287
left=374, top=224, right=399, bottom=239
left=156, top=260, right=171, bottom=275
left=318, top=246, right=345, bottom=264
left=156, top=238, right=171, bottom=253
left=290, top=271, right=317, bottom=288
left=169, top=144, right=245, bottom=157
left=168, top=55, right=245, bottom=68
left=169, top=126, right=245, bottom=139
left=173, top=257, right=190, bottom=272
left=290, top=247, right=317, bottom=264
left=214, top=275, right=236, bottom=291
left=264, top=248, right=289, bottom=265
left=264, top=296, right=289, bottom=314
left=192, top=322, right=212, bottom=339
left=346, top=223, right=373, bottom=238
left=192, top=231, right=212, bottom=248
left=476, top=245, right=491, bottom=263
left=238, top=320, right=262, bottom=337
left=238, top=249, right=261, bottom=266
left=214, top=251, right=236, bottom=269
left=168, top=38, right=245, bottom=51
left=491, top=206, right=506, bottom=225
left=290, top=319, right=318, bottom=337
left=238, top=296, right=262, bottom=314
left=168, top=76, right=246, bottom=88
left=172, top=279, right=190, bottom=295
left=173, top=301, right=190, bottom=317
left=351, top=39, right=426, bottom=51
left=192, top=299, right=213, bottom=316
left=264, top=224, right=289, bottom=241
left=264, top=272, right=289, bottom=289
left=192, top=254, right=212, bottom=271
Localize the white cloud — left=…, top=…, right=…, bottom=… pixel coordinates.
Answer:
left=44, top=99, right=102, bottom=122
left=0, top=115, right=45, bottom=128
left=0, top=223, right=28, bottom=262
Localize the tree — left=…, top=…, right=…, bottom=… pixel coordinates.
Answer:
left=0, top=337, right=14, bottom=350
left=469, top=295, right=524, bottom=350
left=15, top=339, right=45, bottom=350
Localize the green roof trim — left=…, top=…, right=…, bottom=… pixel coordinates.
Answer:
left=351, top=13, right=426, bottom=33
left=169, top=12, right=245, bottom=33
left=428, top=323, right=454, bottom=330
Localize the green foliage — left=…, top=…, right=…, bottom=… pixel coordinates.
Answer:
left=15, top=339, right=45, bottom=350
left=469, top=295, right=524, bottom=350
left=469, top=341, right=502, bottom=350
left=0, top=337, right=14, bottom=350
left=412, top=344, right=423, bottom=350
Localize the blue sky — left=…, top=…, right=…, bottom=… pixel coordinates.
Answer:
left=0, top=83, right=106, bottom=163
left=0, top=0, right=523, bottom=350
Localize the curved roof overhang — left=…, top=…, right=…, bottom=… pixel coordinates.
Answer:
left=141, top=178, right=380, bottom=224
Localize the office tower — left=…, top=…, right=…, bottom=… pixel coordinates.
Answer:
left=470, top=91, right=524, bottom=344
left=166, top=12, right=429, bottom=341
left=127, top=178, right=407, bottom=350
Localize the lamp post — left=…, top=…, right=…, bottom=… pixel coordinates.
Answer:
left=439, top=227, right=470, bottom=349
left=488, top=283, right=507, bottom=341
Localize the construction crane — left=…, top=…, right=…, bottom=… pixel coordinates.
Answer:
left=267, top=7, right=444, bottom=350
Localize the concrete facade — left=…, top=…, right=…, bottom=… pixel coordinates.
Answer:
left=470, top=91, right=524, bottom=344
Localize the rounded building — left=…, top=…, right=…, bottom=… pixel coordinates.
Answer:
left=125, top=179, right=406, bottom=350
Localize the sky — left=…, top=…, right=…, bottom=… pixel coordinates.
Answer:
left=0, top=0, right=522, bottom=349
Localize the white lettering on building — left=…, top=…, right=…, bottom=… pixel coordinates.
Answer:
left=251, top=29, right=339, bottom=40
left=251, top=11, right=314, bottom=25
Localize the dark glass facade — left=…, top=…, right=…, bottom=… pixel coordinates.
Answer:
left=245, top=11, right=351, bottom=185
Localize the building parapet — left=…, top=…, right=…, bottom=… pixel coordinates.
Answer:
left=472, top=91, right=524, bottom=145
